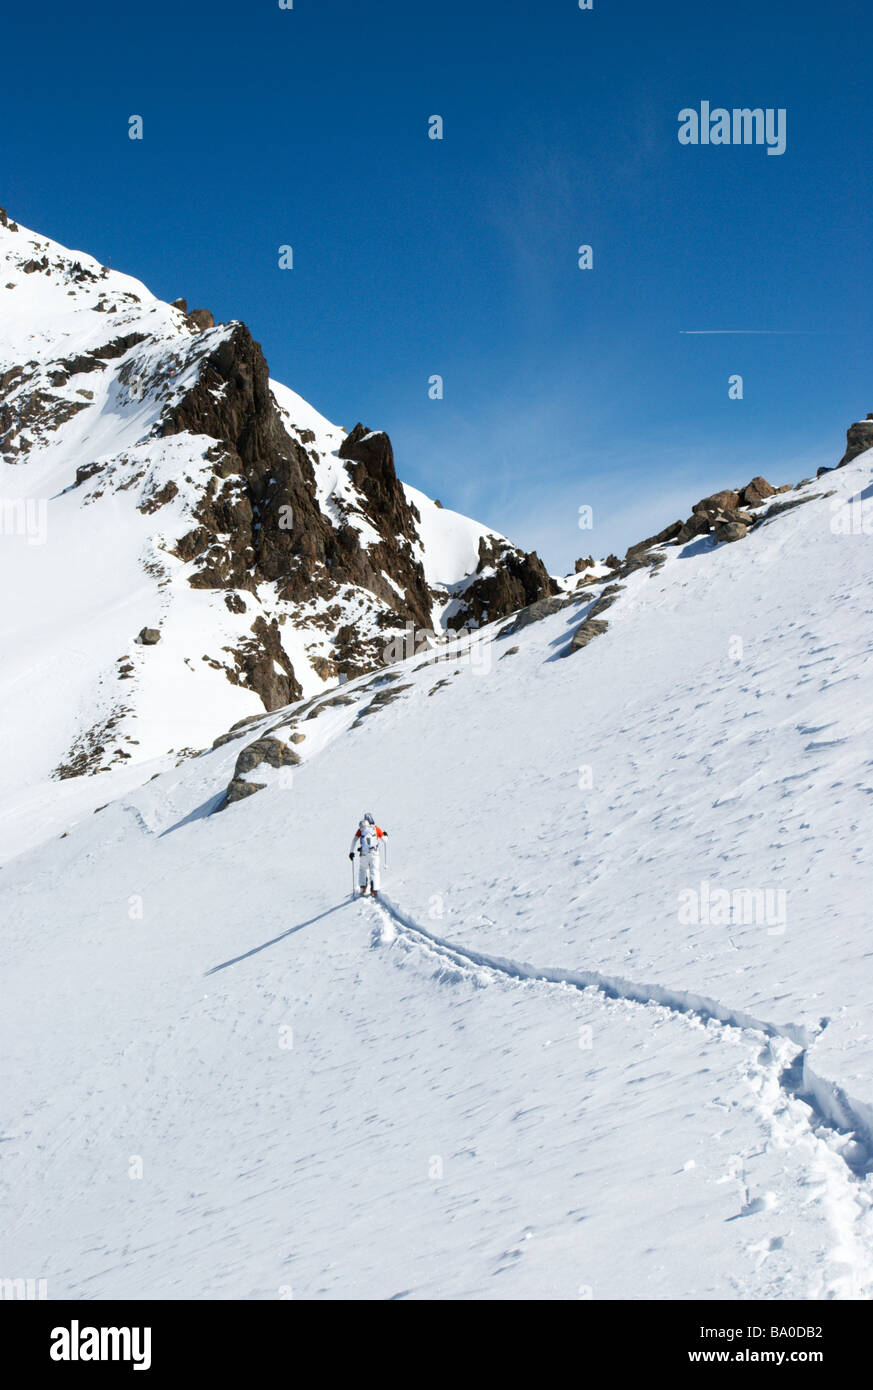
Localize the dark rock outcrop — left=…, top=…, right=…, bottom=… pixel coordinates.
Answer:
left=448, top=539, right=558, bottom=631
left=837, top=415, right=873, bottom=468
left=674, top=512, right=712, bottom=545
left=160, top=342, right=438, bottom=669
left=713, top=521, right=748, bottom=544
left=692, top=489, right=741, bottom=517
left=626, top=521, right=682, bottom=557
left=138, top=627, right=161, bottom=644
left=567, top=616, right=610, bottom=655
left=739, top=476, right=775, bottom=507
left=233, top=736, right=300, bottom=777
left=225, top=616, right=303, bottom=710
left=223, top=778, right=263, bottom=805
left=564, top=584, right=625, bottom=656
left=498, top=595, right=565, bottom=637
left=221, top=735, right=301, bottom=808
left=186, top=308, right=215, bottom=332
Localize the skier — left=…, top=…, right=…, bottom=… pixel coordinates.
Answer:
left=349, top=813, right=388, bottom=897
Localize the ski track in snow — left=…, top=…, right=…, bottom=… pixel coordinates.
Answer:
left=366, top=893, right=873, bottom=1298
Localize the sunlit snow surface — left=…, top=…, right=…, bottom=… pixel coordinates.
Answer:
left=3, top=451, right=873, bottom=1298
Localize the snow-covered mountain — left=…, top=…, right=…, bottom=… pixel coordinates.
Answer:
left=0, top=208, right=560, bottom=852
left=3, top=348, right=873, bottom=1299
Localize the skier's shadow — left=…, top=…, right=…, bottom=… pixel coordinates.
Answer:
left=204, top=902, right=348, bottom=975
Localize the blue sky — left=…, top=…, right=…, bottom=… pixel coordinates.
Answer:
left=3, top=0, right=871, bottom=570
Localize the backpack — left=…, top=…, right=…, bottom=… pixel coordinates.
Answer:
left=359, top=820, right=378, bottom=853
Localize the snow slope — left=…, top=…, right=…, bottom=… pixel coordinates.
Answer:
left=3, top=452, right=873, bottom=1299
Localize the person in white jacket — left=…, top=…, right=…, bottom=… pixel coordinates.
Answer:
left=349, top=813, right=388, bottom=897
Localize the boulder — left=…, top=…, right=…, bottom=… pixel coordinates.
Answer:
left=626, top=521, right=682, bottom=557
left=186, top=308, right=215, bottom=333
left=498, top=595, right=564, bottom=637
left=220, top=736, right=301, bottom=809
left=674, top=512, right=712, bottom=545
left=138, top=626, right=161, bottom=645
left=567, top=616, right=609, bottom=655
left=211, top=729, right=248, bottom=750
left=233, top=737, right=301, bottom=778
left=714, top=521, right=748, bottom=544
left=616, top=548, right=661, bottom=577
left=738, top=476, right=775, bottom=508
left=692, top=489, right=741, bottom=516
left=223, top=778, right=265, bottom=806
left=229, top=711, right=269, bottom=733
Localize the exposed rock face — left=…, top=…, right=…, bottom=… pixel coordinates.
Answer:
left=221, top=735, right=301, bottom=808
left=178, top=341, right=557, bottom=672
left=626, top=521, right=683, bottom=557
left=714, top=521, right=748, bottom=544
left=614, top=549, right=662, bottom=579
left=692, top=489, right=740, bottom=517
left=564, top=585, right=624, bottom=656
left=674, top=512, right=711, bottom=545
left=186, top=308, right=215, bottom=332
left=587, top=584, right=625, bottom=617
left=336, top=424, right=435, bottom=632
left=448, top=538, right=558, bottom=631
left=159, top=338, right=444, bottom=676
left=223, top=778, right=263, bottom=805
left=233, top=736, right=300, bottom=777
left=760, top=490, right=833, bottom=521
left=498, top=595, right=565, bottom=636
left=567, top=616, right=609, bottom=654
left=838, top=415, right=873, bottom=468
left=228, top=616, right=303, bottom=710
left=740, top=476, right=775, bottom=507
